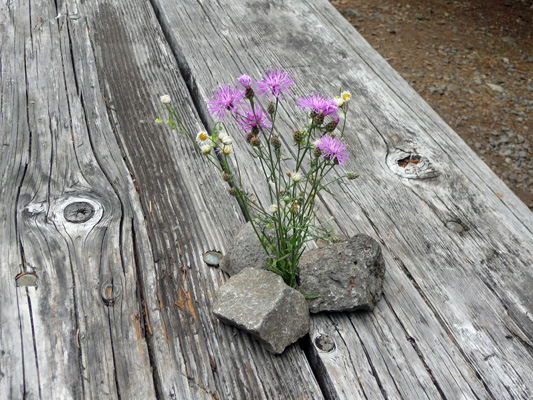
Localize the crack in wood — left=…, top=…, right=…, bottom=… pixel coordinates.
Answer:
left=131, top=221, right=162, bottom=400
left=342, top=320, right=382, bottom=399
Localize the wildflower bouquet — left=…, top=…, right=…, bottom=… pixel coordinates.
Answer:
left=157, top=69, right=356, bottom=288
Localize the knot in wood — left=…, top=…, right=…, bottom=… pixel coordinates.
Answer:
left=64, top=201, right=96, bottom=223
left=314, top=334, right=336, bottom=352
left=386, top=148, right=439, bottom=180
left=100, top=281, right=122, bottom=306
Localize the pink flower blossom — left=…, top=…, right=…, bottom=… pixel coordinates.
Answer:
left=207, top=84, right=246, bottom=121
left=256, top=69, right=295, bottom=100
left=298, top=94, right=338, bottom=117
left=237, top=104, right=272, bottom=132
left=316, top=135, right=349, bottom=166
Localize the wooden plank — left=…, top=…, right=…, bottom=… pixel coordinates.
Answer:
left=65, top=0, right=325, bottom=398
left=2, top=0, right=156, bottom=398
left=0, top=2, right=35, bottom=398
left=150, top=0, right=533, bottom=398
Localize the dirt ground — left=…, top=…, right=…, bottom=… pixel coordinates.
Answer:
left=330, top=0, right=533, bottom=208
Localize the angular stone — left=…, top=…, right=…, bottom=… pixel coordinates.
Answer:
left=213, top=268, right=310, bottom=354
left=299, top=234, right=385, bottom=313
left=220, top=222, right=268, bottom=276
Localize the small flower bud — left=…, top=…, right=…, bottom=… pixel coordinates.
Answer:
left=312, top=112, right=324, bottom=126
left=325, top=118, right=340, bottom=133
left=222, top=172, right=230, bottom=181
left=347, top=172, right=359, bottom=180
left=238, top=74, right=252, bottom=89
left=293, top=129, right=304, bottom=144
left=268, top=101, right=275, bottom=115
left=250, top=136, right=261, bottom=147
left=245, top=87, right=254, bottom=100
left=222, top=145, right=233, bottom=155
left=314, top=146, right=322, bottom=158
left=160, top=95, right=171, bottom=104
left=291, top=202, right=299, bottom=212
left=269, top=204, right=278, bottom=213
left=219, top=132, right=233, bottom=145
left=334, top=96, right=344, bottom=107
left=246, top=132, right=254, bottom=143
left=200, top=144, right=211, bottom=155
left=291, top=171, right=302, bottom=182
left=228, top=188, right=238, bottom=196
left=271, top=135, right=281, bottom=150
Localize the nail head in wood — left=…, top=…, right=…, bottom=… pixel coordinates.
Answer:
left=203, top=250, right=223, bottom=267
left=445, top=220, right=468, bottom=233
left=15, top=272, right=38, bottom=287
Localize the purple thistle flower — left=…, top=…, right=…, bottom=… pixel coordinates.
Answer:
left=298, top=94, right=338, bottom=117
left=238, top=74, right=253, bottom=89
left=316, top=135, right=349, bottom=166
left=206, top=84, right=246, bottom=121
left=256, top=69, right=295, bottom=100
left=237, top=104, right=272, bottom=133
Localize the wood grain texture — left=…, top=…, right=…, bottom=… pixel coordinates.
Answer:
left=150, top=0, right=533, bottom=398
left=4, top=0, right=533, bottom=398
left=66, top=0, right=324, bottom=398
left=1, top=0, right=158, bottom=398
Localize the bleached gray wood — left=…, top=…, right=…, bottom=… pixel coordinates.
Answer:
left=1, top=0, right=158, bottom=398
left=151, top=0, right=533, bottom=398
left=61, top=0, right=325, bottom=399
left=0, top=1, right=34, bottom=398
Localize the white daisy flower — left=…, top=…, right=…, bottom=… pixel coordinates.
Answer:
left=196, top=131, right=211, bottom=145
left=334, top=96, right=344, bottom=107
left=269, top=204, right=279, bottom=213
left=340, top=91, right=351, bottom=103
left=160, top=95, right=171, bottom=104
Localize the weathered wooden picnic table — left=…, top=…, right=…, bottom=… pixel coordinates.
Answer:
left=2, top=0, right=533, bottom=398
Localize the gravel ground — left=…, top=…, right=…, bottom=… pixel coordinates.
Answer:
left=331, top=0, right=533, bottom=208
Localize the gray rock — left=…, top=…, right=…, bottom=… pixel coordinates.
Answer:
left=220, top=222, right=268, bottom=276
left=299, top=234, right=385, bottom=313
left=213, top=268, right=310, bottom=354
